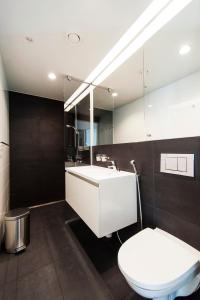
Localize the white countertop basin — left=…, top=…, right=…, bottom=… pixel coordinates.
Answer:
left=65, top=165, right=134, bottom=184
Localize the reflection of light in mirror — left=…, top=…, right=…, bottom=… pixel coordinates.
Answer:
left=112, top=92, right=118, bottom=97
left=179, top=44, right=191, bottom=55
left=148, top=104, right=153, bottom=108
left=169, top=99, right=200, bottom=110
left=48, top=72, right=56, bottom=80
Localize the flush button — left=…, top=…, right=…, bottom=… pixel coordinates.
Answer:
left=165, top=157, right=178, bottom=171
left=178, top=157, right=187, bottom=172
left=160, top=153, right=194, bottom=177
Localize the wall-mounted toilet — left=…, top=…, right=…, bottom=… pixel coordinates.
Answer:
left=118, top=228, right=200, bottom=300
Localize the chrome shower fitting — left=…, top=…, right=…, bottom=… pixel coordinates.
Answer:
left=130, top=160, right=143, bottom=230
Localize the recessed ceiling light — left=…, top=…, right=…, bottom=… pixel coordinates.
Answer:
left=25, top=36, right=33, bottom=42
left=48, top=72, right=56, bottom=80
left=67, top=33, right=80, bottom=44
left=179, top=44, right=191, bottom=55
left=112, top=92, right=118, bottom=97
left=148, top=104, right=153, bottom=108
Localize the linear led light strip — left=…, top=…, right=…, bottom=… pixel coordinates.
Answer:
left=65, top=86, right=93, bottom=111
left=64, top=0, right=171, bottom=109
left=64, top=0, right=192, bottom=111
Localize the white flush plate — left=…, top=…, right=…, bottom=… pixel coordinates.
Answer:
left=160, top=153, right=194, bottom=177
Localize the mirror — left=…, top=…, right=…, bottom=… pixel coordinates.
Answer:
left=98, top=46, right=144, bottom=144
left=76, top=95, right=90, bottom=151
left=143, top=0, right=200, bottom=140
left=64, top=78, right=91, bottom=164
left=93, top=87, right=114, bottom=145
left=94, top=0, right=200, bottom=143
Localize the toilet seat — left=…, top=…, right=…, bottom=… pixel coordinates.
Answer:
left=118, top=228, right=200, bottom=292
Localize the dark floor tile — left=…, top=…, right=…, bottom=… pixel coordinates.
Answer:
left=0, top=252, right=8, bottom=287
left=17, top=242, right=52, bottom=278
left=68, top=220, right=140, bottom=299
left=69, top=220, right=120, bottom=273
left=16, top=264, right=62, bottom=300
left=30, top=210, right=46, bottom=234
left=102, top=265, right=133, bottom=300
left=5, top=254, right=18, bottom=283
left=2, top=281, right=17, bottom=300
left=30, top=228, right=48, bottom=250
left=55, top=244, right=109, bottom=300
left=124, top=292, right=145, bottom=300
left=34, top=201, right=75, bottom=223
left=46, top=226, right=73, bottom=262
left=46, top=201, right=76, bottom=221
left=0, top=287, right=3, bottom=300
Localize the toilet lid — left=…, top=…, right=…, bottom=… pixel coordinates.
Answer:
left=118, top=228, right=200, bottom=291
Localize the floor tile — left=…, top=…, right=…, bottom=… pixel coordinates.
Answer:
left=102, top=265, right=133, bottom=300
left=17, top=242, right=52, bottom=279
left=2, top=281, right=17, bottom=300
left=0, top=252, right=8, bottom=287
left=16, top=264, right=63, bottom=300
left=5, top=254, right=18, bottom=283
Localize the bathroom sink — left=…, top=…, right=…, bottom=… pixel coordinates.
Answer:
left=65, top=165, right=137, bottom=238
left=65, top=165, right=133, bottom=184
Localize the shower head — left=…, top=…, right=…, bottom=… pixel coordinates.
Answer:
left=66, top=124, right=75, bottom=130
left=66, top=124, right=79, bottom=134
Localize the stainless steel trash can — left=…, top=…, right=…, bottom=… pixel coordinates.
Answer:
left=5, top=208, right=30, bottom=253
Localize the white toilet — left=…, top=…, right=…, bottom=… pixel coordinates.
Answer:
left=118, top=228, right=200, bottom=300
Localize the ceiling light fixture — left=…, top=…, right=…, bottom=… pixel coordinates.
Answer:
left=112, top=92, right=118, bottom=97
left=67, top=32, right=80, bottom=44
left=179, top=44, right=191, bottom=55
left=65, top=0, right=192, bottom=111
left=48, top=72, right=56, bottom=80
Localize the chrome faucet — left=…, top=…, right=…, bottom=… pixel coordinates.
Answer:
left=107, top=160, right=119, bottom=171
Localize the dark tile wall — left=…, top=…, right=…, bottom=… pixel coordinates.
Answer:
left=9, top=92, right=65, bottom=208
left=92, top=137, right=200, bottom=250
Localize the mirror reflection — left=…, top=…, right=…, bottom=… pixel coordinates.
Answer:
left=143, top=0, right=200, bottom=140
left=95, top=0, right=200, bottom=144
left=64, top=79, right=91, bottom=164
left=93, top=87, right=114, bottom=146
left=99, top=47, right=144, bottom=144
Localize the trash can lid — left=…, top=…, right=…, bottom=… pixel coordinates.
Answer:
left=5, top=208, right=30, bottom=221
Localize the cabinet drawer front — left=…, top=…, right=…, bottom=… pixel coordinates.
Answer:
left=65, top=172, right=99, bottom=236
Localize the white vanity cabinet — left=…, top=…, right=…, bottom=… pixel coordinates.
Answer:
left=65, top=166, right=137, bottom=238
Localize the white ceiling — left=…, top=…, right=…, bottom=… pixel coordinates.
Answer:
left=0, top=0, right=151, bottom=101
left=0, top=0, right=199, bottom=109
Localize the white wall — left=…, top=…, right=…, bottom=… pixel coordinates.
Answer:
left=114, top=70, right=200, bottom=143
left=0, top=54, right=9, bottom=246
